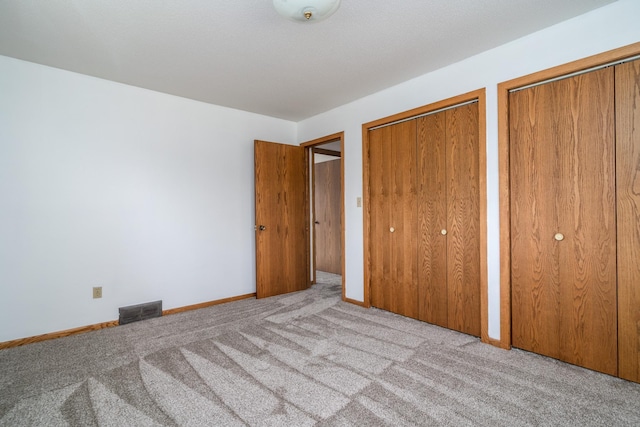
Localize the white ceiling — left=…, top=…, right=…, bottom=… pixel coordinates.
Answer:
left=0, top=0, right=616, bottom=121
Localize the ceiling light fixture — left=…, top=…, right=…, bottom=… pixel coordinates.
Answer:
left=273, top=0, right=341, bottom=23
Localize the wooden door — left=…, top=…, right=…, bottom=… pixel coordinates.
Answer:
left=616, top=59, right=640, bottom=383
left=314, top=158, right=341, bottom=274
left=510, top=68, right=617, bottom=375
left=417, top=112, right=448, bottom=327
left=446, top=103, right=481, bottom=336
left=369, top=121, right=419, bottom=319
left=417, top=103, right=480, bottom=336
left=254, top=140, right=309, bottom=298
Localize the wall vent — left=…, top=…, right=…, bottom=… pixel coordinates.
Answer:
left=119, top=300, right=162, bottom=325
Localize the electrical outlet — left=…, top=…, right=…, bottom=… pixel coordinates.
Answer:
left=93, top=286, right=102, bottom=299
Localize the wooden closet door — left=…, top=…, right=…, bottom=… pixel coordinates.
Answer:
left=369, top=126, right=393, bottom=313
left=510, top=83, right=561, bottom=358
left=510, top=68, right=617, bottom=375
left=446, top=103, right=481, bottom=337
left=369, top=121, right=419, bottom=318
left=417, top=112, right=448, bottom=327
left=616, top=59, right=640, bottom=383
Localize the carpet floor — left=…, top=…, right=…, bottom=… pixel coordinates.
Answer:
left=1, top=272, right=639, bottom=426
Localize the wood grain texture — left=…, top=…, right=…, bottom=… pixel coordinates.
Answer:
left=616, top=59, right=640, bottom=383
left=502, top=42, right=640, bottom=98
left=369, top=121, right=419, bottom=319
left=391, top=120, right=419, bottom=319
left=558, top=69, right=616, bottom=376
left=510, top=83, right=562, bottom=359
left=497, top=81, right=513, bottom=349
left=417, top=112, right=448, bottom=327
left=362, top=124, right=373, bottom=308
left=344, top=297, right=367, bottom=307
left=363, top=89, right=487, bottom=326
left=254, top=140, right=309, bottom=298
left=498, top=43, right=640, bottom=352
left=510, top=69, right=617, bottom=376
left=313, top=148, right=341, bottom=157
left=315, top=159, right=342, bottom=274
left=363, top=89, right=488, bottom=130
left=369, top=126, right=392, bottom=312
left=366, top=92, right=484, bottom=335
left=300, top=132, right=343, bottom=148
left=446, top=103, right=481, bottom=337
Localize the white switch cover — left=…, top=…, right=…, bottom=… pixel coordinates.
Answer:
left=357, top=197, right=362, bottom=207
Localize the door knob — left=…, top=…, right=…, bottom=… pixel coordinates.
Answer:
left=441, top=229, right=447, bottom=235
left=554, top=233, right=564, bottom=241
left=259, top=225, right=266, bottom=231
left=390, top=227, right=395, bottom=233
left=315, top=221, right=320, bottom=224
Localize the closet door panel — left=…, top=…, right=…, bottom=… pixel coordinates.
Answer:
left=557, top=69, right=617, bottom=376
left=417, top=112, right=448, bottom=326
left=446, top=103, right=481, bottom=336
left=369, top=127, right=393, bottom=312
left=369, top=121, right=418, bottom=319
left=510, top=68, right=617, bottom=375
left=616, top=59, right=640, bottom=383
left=510, top=84, right=562, bottom=358
left=391, top=121, right=419, bottom=319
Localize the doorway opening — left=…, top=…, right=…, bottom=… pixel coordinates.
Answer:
left=301, top=132, right=345, bottom=300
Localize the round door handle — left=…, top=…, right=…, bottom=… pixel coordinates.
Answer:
left=441, top=229, right=447, bottom=235
left=554, top=233, right=564, bottom=241
left=259, top=225, right=266, bottom=231
left=390, top=227, right=395, bottom=233
left=314, top=221, right=320, bottom=224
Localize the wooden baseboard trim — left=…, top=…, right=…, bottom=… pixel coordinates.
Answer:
left=0, top=320, right=120, bottom=350
left=162, top=293, right=256, bottom=316
left=0, top=292, right=258, bottom=351
left=343, top=297, right=368, bottom=307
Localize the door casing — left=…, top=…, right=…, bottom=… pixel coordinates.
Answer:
left=301, top=132, right=347, bottom=301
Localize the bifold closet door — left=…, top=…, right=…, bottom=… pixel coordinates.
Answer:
left=369, top=121, right=419, bottom=319
left=417, top=111, right=448, bottom=327
left=510, top=68, right=618, bottom=376
left=616, top=59, right=640, bottom=383
left=445, top=103, right=481, bottom=336
left=417, top=103, right=480, bottom=336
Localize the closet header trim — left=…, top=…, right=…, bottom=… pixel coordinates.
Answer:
left=510, top=54, right=640, bottom=93
left=368, top=99, right=478, bottom=131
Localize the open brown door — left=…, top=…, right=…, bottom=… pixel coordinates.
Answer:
left=254, top=140, right=310, bottom=298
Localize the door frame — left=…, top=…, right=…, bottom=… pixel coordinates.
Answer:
left=311, top=147, right=341, bottom=284
left=497, top=41, right=640, bottom=350
left=301, top=132, right=346, bottom=301
left=362, top=89, right=488, bottom=342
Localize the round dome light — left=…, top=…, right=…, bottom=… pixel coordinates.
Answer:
left=273, top=0, right=342, bottom=23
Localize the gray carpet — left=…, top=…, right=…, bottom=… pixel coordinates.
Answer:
left=1, top=271, right=639, bottom=426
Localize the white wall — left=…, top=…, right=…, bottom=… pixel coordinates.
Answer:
left=2, top=0, right=639, bottom=345
left=0, top=56, right=296, bottom=342
left=297, top=0, right=640, bottom=340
